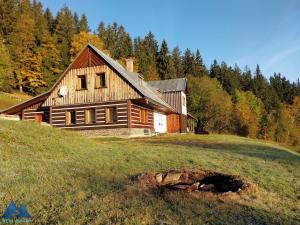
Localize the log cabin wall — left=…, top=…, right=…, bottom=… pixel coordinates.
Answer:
left=42, top=65, right=141, bottom=107
left=23, top=107, right=50, bottom=123
left=50, top=100, right=128, bottom=130
left=130, top=103, right=154, bottom=130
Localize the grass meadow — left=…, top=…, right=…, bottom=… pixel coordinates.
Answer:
left=0, top=120, right=299, bottom=224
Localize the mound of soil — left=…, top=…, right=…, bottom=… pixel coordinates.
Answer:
left=139, top=169, right=250, bottom=194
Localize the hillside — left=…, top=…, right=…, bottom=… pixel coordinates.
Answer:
left=0, top=92, right=31, bottom=110
left=0, top=120, right=299, bottom=224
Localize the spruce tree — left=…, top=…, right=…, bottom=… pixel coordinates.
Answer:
left=44, top=8, right=54, bottom=34
left=97, top=21, right=106, bottom=41
left=54, top=5, right=76, bottom=68
left=79, top=14, right=90, bottom=32
left=33, top=1, right=61, bottom=93
left=114, top=25, right=132, bottom=59
left=0, top=40, right=13, bottom=92
left=134, top=32, right=159, bottom=80
left=0, top=0, right=17, bottom=42
left=182, top=48, right=194, bottom=76
left=209, top=59, right=220, bottom=79
left=73, top=12, right=79, bottom=33
left=193, top=49, right=207, bottom=77
left=240, top=66, right=252, bottom=91
left=171, top=47, right=183, bottom=78
left=157, top=40, right=170, bottom=80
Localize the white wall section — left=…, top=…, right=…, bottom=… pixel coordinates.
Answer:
left=154, top=111, right=167, bottom=133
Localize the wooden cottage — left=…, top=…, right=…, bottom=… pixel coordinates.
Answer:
left=0, top=44, right=196, bottom=136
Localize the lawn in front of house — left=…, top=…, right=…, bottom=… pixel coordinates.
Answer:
left=0, top=120, right=299, bottom=224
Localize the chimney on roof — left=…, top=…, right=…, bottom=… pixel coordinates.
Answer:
left=125, top=58, right=134, bottom=72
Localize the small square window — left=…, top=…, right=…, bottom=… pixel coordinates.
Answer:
left=66, top=110, right=76, bottom=125
left=105, top=107, right=117, bottom=123
left=77, top=75, right=87, bottom=90
left=95, top=73, right=106, bottom=88
left=86, top=109, right=96, bottom=124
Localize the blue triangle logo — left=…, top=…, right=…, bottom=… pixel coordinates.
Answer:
left=16, top=204, right=31, bottom=219
left=2, top=201, right=18, bottom=220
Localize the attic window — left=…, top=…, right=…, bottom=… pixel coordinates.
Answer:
left=77, top=75, right=87, bottom=90
left=95, top=73, right=106, bottom=88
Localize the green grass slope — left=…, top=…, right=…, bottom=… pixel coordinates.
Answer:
left=0, top=92, right=31, bottom=110
left=0, top=120, right=299, bottom=224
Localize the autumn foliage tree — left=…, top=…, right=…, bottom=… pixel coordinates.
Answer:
left=188, top=75, right=233, bottom=133
left=9, top=0, right=45, bottom=92
left=233, top=90, right=263, bottom=138
left=69, top=32, right=107, bottom=60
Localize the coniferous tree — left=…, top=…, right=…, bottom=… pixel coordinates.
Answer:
left=114, top=25, right=132, bottom=59
left=209, top=59, right=221, bottom=79
left=134, top=32, right=159, bottom=80
left=251, top=65, right=280, bottom=112
left=240, top=66, right=252, bottom=91
left=270, top=73, right=295, bottom=104
left=0, top=0, right=17, bottom=42
left=192, top=49, right=208, bottom=77
left=171, top=47, right=183, bottom=78
left=182, top=48, right=194, bottom=76
left=0, top=40, right=13, bottom=92
left=157, top=40, right=170, bottom=80
left=44, top=8, right=54, bottom=34
left=33, top=1, right=61, bottom=93
left=79, top=14, right=90, bottom=32
left=73, top=12, right=79, bottom=33
left=54, top=5, right=76, bottom=68
left=97, top=21, right=106, bottom=41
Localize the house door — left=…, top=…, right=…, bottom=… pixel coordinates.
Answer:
left=35, top=114, right=43, bottom=124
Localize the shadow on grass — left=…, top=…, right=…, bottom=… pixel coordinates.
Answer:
left=151, top=190, right=299, bottom=225
left=64, top=164, right=299, bottom=225
left=142, top=139, right=300, bottom=165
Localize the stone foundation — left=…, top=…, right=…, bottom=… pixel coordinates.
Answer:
left=78, top=128, right=153, bottom=137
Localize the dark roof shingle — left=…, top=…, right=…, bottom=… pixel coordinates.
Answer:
left=147, top=78, right=187, bottom=92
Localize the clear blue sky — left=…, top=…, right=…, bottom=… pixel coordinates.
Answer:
left=39, top=0, right=300, bottom=82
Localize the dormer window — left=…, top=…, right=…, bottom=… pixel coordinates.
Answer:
left=77, top=75, right=87, bottom=90
left=95, top=72, right=106, bottom=88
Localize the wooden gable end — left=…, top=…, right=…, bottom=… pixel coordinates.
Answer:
left=42, top=46, right=141, bottom=107
left=69, top=47, right=105, bottom=70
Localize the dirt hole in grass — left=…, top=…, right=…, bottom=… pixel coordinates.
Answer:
left=139, top=169, right=250, bottom=195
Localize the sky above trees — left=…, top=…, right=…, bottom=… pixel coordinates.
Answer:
left=39, top=0, right=300, bottom=82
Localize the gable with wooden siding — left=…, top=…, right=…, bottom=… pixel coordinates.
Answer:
left=42, top=65, right=141, bottom=107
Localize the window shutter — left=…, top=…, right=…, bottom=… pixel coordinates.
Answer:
left=105, top=108, right=109, bottom=123
left=76, top=77, right=80, bottom=90
left=85, top=110, right=89, bottom=124
left=66, top=112, right=70, bottom=125
left=95, top=75, right=100, bottom=88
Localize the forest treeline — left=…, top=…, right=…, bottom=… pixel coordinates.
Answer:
left=0, top=0, right=299, bottom=147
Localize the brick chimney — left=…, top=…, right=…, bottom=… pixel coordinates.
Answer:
left=125, top=58, right=134, bottom=72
